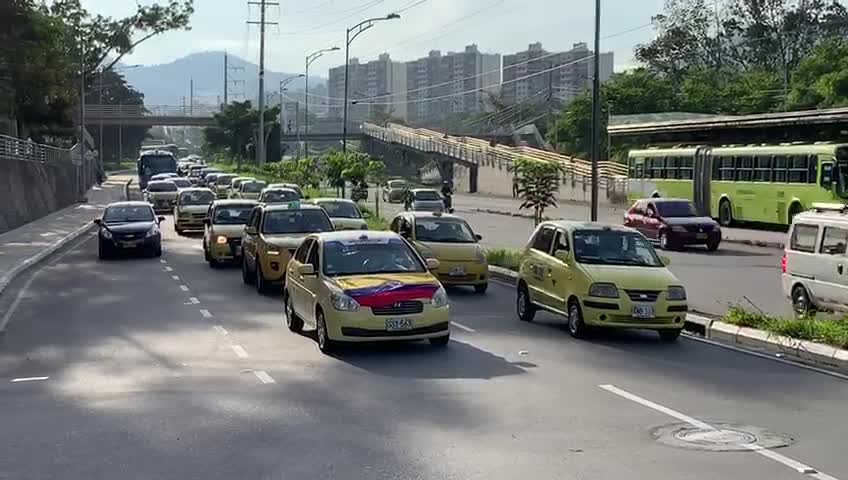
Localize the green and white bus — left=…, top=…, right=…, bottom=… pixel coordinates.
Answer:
left=628, top=144, right=848, bottom=226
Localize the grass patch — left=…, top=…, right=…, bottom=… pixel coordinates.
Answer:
left=723, top=306, right=848, bottom=349
left=359, top=205, right=388, bottom=230
left=486, top=248, right=525, bottom=271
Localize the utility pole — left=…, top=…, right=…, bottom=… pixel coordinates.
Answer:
left=190, top=77, right=194, bottom=116
left=590, top=0, right=601, bottom=222
left=79, top=40, right=86, bottom=199
left=295, top=101, right=300, bottom=158
left=224, top=51, right=246, bottom=107
left=247, top=0, right=278, bottom=167
left=306, top=47, right=340, bottom=158
left=98, top=69, right=104, bottom=175
left=224, top=52, right=228, bottom=106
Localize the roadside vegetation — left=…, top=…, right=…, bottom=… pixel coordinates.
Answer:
left=485, top=248, right=525, bottom=272
left=723, top=306, right=848, bottom=349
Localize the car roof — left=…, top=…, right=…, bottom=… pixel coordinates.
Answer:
left=635, top=198, right=691, bottom=203
left=147, top=180, right=174, bottom=185
left=540, top=220, right=639, bottom=233
left=269, top=182, right=300, bottom=187
left=411, top=188, right=439, bottom=192
left=313, top=230, right=400, bottom=242
left=106, top=201, right=152, bottom=208
left=262, top=202, right=324, bottom=212
left=312, top=197, right=355, bottom=204
left=212, top=199, right=258, bottom=207
left=400, top=211, right=463, bottom=220
left=262, top=187, right=298, bottom=193
left=178, top=187, right=214, bottom=193
left=233, top=176, right=255, bottom=181
left=242, top=179, right=266, bottom=184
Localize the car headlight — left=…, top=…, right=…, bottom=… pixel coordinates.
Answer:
left=101, top=229, right=113, bottom=240
left=266, top=250, right=281, bottom=256
left=667, top=286, right=687, bottom=301
left=589, top=282, right=619, bottom=298
left=145, top=226, right=159, bottom=238
left=216, top=235, right=228, bottom=245
left=474, top=249, right=487, bottom=264
left=671, top=225, right=687, bottom=233
left=431, top=285, right=449, bottom=308
left=331, top=291, right=360, bottom=312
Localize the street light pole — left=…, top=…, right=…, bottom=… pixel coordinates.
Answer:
left=278, top=74, right=305, bottom=159
left=590, top=0, right=601, bottom=222
left=343, top=13, right=400, bottom=153
left=306, top=46, right=339, bottom=157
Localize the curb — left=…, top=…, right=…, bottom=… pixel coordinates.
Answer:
left=474, top=208, right=784, bottom=250
left=485, top=265, right=848, bottom=373
left=0, top=178, right=133, bottom=301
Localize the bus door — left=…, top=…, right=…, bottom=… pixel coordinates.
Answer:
left=693, top=147, right=713, bottom=217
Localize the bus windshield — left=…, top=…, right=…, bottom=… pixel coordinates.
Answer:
left=139, top=154, right=177, bottom=176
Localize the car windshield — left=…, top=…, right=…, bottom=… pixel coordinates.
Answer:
left=261, top=190, right=299, bottom=203
left=388, top=180, right=405, bottom=188
left=655, top=201, right=697, bottom=217
left=261, top=210, right=333, bottom=234
left=171, top=179, right=191, bottom=188
left=318, top=201, right=361, bottom=219
left=414, top=190, right=441, bottom=201
left=323, top=238, right=426, bottom=276
left=242, top=181, right=266, bottom=193
left=103, top=205, right=154, bottom=224
left=415, top=218, right=476, bottom=243
left=573, top=230, right=664, bottom=267
left=212, top=206, right=253, bottom=225
left=147, top=182, right=177, bottom=192
left=179, top=191, right=215, bottom=205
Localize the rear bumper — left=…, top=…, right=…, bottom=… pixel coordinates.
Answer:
left=209, top=238, right=242, bottom=260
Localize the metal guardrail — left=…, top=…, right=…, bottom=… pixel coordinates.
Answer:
left=0, top=134, right=72, bottom=164
left=83, top=104, right=222, bottom=118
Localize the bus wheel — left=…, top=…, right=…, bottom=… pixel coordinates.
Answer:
left=718, top=199, right=733, bottom=227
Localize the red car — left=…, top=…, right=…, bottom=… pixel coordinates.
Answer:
left=624, top=198, right=721, bottom=251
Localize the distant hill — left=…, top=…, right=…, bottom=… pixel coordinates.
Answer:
left=121, top=51, right=326, bottom=106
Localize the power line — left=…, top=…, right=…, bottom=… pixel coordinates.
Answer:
left=278, top=0, right=386, bottom=35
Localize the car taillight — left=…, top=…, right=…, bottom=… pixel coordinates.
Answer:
left=781, top=254, right=787, bottom=273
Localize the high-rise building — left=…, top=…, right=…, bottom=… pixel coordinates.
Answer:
left=501, top=42, right=613, bottom=106
left=327, top=54, right=407, bottom=122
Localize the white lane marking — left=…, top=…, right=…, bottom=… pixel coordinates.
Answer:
left=452, top=321, right=476, bottom=333
left=160, top=259, right=167, bottom=264
left=179, top=285, right=189, bottom=292
left=164, top=266, right=173, bottom=272
left=213, top=325, right=228, bottom=335
left=230, top=345, right=249, bottom=358
left=199, top=309, right=213, bottom=318
left=188, top=297, right=200, bottom=305
left=600, top=384, right=840, bottom=479
left=253, top=370, right=276, bottom=384
left=10, top=376, right=49, bottom=383
left=171, top=275, right=180, bottom=280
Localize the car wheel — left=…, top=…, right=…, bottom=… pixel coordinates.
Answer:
left=429, top=334, right=450, bottom=347
left=98, top=242, right=110, bottom=260
left=706, top=238, right=720, bottom=252
left=659, top=231, right=672, bottom=250
left=791, top=284, right=817, bottom=318
left=255, top=262, right=272, bottom=294
left=203, top=242, right=211, bottom=261
left=567, top=300, right=587, bottom=338
left=316, top=309, right=336, bottom=354
left=658, top=329, right=681, bottom=342
left=474, top=283, right=488, bottom=294
left=718, top=199, right=733, bottom=227
left=153, top=244, right=162, bottom=257
left=516, top=283, right=536, bottom=322
left=285, top=292, right=303, bottom=333
left=175, top=226, right=183, bottom=235
left=242, top=257, right=254, bottom=285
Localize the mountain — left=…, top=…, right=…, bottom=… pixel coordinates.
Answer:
left=121, top=51, right=326, bottom=106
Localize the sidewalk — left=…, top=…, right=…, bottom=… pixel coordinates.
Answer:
left=0, top=175, right=131, bottom=296
left=455, top=192, right=788, bottom=249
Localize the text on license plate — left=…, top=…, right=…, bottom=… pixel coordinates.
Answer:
left=386, top=318, right=413, bottom=331
left=449, top=266, right=466, bottom=276
left=121, top=241, right=141, bottom=248
left=696, top=233, right=708, bottom=239
left=631, top=305, right=655, bottom=319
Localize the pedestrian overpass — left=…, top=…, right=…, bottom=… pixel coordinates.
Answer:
left=83, top=105, right=219, bottom=127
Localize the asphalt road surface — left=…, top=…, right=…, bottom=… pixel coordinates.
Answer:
left=0, top=218, right=844, bottom=479
left=373, top=194, right=790, bottom=318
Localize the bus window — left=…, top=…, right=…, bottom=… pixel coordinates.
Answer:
left=666, top=157, right=679, bottom=179
left=754, top=156, right=772, bottom=182
left=737, top=156, right=753, bottom=181
left=788, top=155, right=809, bottom=183
left=712, top=156, right=722, bottom=180
left=719, top=156, right=735, bottom=181
left=821, top=162, right=834, bottom=189
left=773, top=155, right=787, bottom=182
left=808, top=155, right=818, bottom=184
left=679, top=157, right=693, bottom=180
left=650, top=158, right=665, bottom=179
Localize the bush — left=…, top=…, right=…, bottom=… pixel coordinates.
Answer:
left=486, top=248, right=525, bottom=271
left=723, top=306, right=848, bottom=349
left=359, top=205, right=388, bottom=230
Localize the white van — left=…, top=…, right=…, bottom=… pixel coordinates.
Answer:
left=783, top=203, right=848, bottom=316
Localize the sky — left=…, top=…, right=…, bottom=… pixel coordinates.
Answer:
left=80, top=0, right=667, bottom=75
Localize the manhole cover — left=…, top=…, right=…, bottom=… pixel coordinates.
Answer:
left=652, top=422, right=793, bottom=452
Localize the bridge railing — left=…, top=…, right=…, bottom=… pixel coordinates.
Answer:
left=0, top=134, right=72, bottom=164
left=83, top=104, right=222, bottom=118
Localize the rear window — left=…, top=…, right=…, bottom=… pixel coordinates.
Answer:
left=414, top=190, right=441, bottom=201
left=179, top=190, right=216, bottom=205
left=317, top=201, right=361, bottom=219
left=171, top=178, right=191, bottom=188
left=790, top=224, right=819, bottom=253
left=262, top=209, right=334, bottom=234
left=242, top=181, right=267, bottom=193
left=217, top=175, right=236, bottom=185
left=147, top=182, right=177, bottom=192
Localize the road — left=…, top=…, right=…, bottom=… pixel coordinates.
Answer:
left=371, top=193, right=790, bottom=318
left=0, top=214, right=844, bottom=479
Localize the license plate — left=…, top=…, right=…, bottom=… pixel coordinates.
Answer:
left=696, top=233, right=708, bottom=240
left=121, top=241, right=141, bottom=248
left=449, top=266, right=466, bottom=276
left=386, top=318, right=413, bottom=331
left=632, top=305, right=655, bottom=319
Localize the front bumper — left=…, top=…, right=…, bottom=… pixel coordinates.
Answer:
left=580, top=295, right=687, bottom=330
left=175, top=214, right=207, bottom=230
left=102, top=234, right=160, bottom=253
left=209, top=237, right=243, bottom=261
left=324, top=303, right=451, bottom=342
left=434, top=261, right=488, bottom=286
left=669, top=230, right=720, bottom=246
left=149, top=199, right=176, bottom=212
left=260, top=249, right=296, bottom=282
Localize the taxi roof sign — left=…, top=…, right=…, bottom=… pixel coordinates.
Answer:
left=288, top=201, right=301, bottom=209
left=811, top=202, right=848, bottom=213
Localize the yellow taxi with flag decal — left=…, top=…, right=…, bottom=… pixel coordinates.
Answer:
left=312, top=198, right=368, bottom=230
left=284, top=230, right=450, bottom=353
left=202, top=200, right=257, bottom=267
left=241, top=201, right=335, bottom=293
left=390, top=211, right=488, bottom=293
left=173, top=188, right=216, bottom=234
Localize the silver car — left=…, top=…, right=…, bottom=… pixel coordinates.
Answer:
left=411, top=188, right=445, bottom=213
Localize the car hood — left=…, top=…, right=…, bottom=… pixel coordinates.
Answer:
left=662, top=216, right=717, bottom=226
left=261, top=233, right=310, bottom=249
left=104, top=221, right=156, bottom=234
left=331, top=217, right=368, bottom=230
left=414, top=240, right=482, bottom=262
left=329, top=273, right=440, bottom=306
left=178, top=204, right=211, bottom=213
left=210, top=224, right=245, bottom=237
left=579, top=263, right=679, bottom=290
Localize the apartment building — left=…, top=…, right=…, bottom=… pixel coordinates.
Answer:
left=326, top=54, right=407, bottom=122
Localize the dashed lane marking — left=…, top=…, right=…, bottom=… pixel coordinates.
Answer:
left=179, top=285, right=190, bottom=292
left=231, top=345, right=249, bottom=358
left=452, top=321, right=476, bottom=333
left=253, top=370, right=276, bottom=384
left=199, top=309, right=213, bottom=318
left=164, top=266, right=173, bottom=272
left=171, top=275, right=180, bottom=280
left=10, top=376, right=49, bottom=383
left=213, top=325, right=228, bottom=335
left=188, top=297, right=200, bottom=305
left=160, top=259, right=167, bottom=264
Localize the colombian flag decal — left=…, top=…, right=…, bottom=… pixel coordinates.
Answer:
left=345, top=282, right=439, bottom=308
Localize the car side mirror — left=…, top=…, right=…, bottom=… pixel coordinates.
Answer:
left=660, top=256, right=671, bottom=266
left=400, top=230, right=410, bottom=239
left=93, top=218, right=102, bottom=226
left=297, top=264, right=316, bottom=276
left=425, top=258, right=440, bottom=271
left=244, top=226, right=258, bottom=235
left=158, top=216, right=166, bottom=223
left=475, top=234, right=483, bottom=241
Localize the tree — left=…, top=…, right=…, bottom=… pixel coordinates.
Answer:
left=203, top=100, right=280, bottom=169
left=84, top=69, right=149, bottom=163
left=787, top=37, right=848, bottom=109
left=511, top=157, right=564, bottom=225
left=324, top=150, right=349, bottom=196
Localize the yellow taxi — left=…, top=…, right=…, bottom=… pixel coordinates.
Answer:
left=202, top=200, right=258, bottom=267
left=227, top=177, right=255, bottom=199
left=516, top=221, right=687, bottom=341
left=390, top=211, right=488, bottom=293
left=173, top=188, right=216, bottom=235
left=233, top=179, right=267, bottom=200
left=284, top=230, right=450, bottom=353
left=268, top=183, right=305, bottom=199
left=241, top=202, right=335, bottom=293
left=312, top=198, right=368, bottom=230
left=258, top=187, right=300, bottom=204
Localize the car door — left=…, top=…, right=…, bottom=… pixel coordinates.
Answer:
left=813, top=225, right=848, bottom=311
left=546, top=229, right=575, bottom=313
left=642, top=202, right=662, bottom=240
left=242, top=207, right=261, bottom=270
left=298, top=242, right=323, bottom=325
left=288, top=238, right=314, bottom=320
left=523, top=226, right=557, bottom=308
left=624, top=201, right=645, bottom=233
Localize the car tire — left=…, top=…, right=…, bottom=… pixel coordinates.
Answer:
left=285, top=292, right=304, bottom=333
left=256, top=262, right=272, bottom=294
left=429, top=334, right=450, bottom=347
left=175, top=226, right=183, bottom=236
left=791, top=284, right=817, bottom=318
left=567, top=299, right=587, bottom=338
left=706, top=238, right=720, bottom=252
left=153, top=244, right=162, bottom=257
left=658, top=329, right=681, bottom=342
left=474, top=283, right=488, bottom=294
left=516, top=283, right=536, bottom=322
left=242, top=257, right=254, bottom=285
left=718, top=199, right=733, bottom=227
left=316, top=309, right=336, bottom=354
left=659, top=231, right=672, bottom=250
left=98, top=242, right=110, bottom=260
left=203, top=242, right=211, bottom=261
